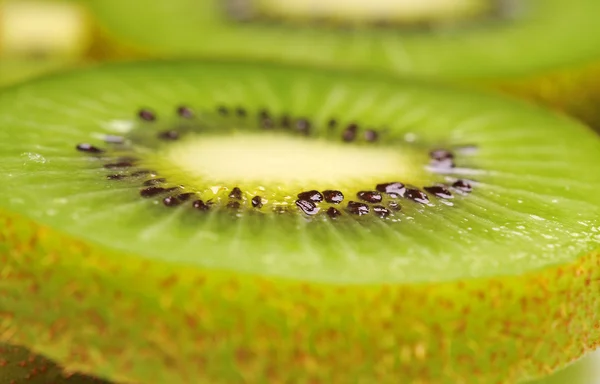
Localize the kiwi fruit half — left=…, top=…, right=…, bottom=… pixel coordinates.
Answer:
left=0, top=60, right=599, bottom=384
left=86, top=0, right=600, bottom=128
left=0, top=0, right=93, bottom=87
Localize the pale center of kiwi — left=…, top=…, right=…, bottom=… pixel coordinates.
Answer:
left=261, top=0, right=487, bottom=21
left=0, top=0, right=90, bottom=57
left=149, top=133, right=422, bottom=194
left=235, top=0, right=497, bottom=25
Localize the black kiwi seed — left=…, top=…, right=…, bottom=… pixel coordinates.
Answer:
left=217, top=106, right=229, bottom=116
left=76, top=143, right=104, bottom=153
left=104, top=161, right=134, bottom=169
left=138, top=109, right=156, bottom=121
left=430, top=149, right=454, bottom=161
left=326, top=207, right=341, bottom=219
left=376, top=182, right=406, bottom=197
left=236, top=107, right=247, bottom=117
left=143, top=178, right=166, bottom=186
left=229, top=187, right=243, bottom=200
left=104, top=135, right=125, bottom=144
left=295, top=199, right=319, bottom=216
left=251, top=196, right=263, bottom=208
left=107, top=174, right=126, bottom=180
left=322, top=190, right=344, bottom=204
left=192, top=199, right=209, bottom=211
left=342, top=123, right=358, bottom=142
left=177, top=105, right=194, bottom=119
left=176, top=193, right=195, bottom=201
left=357, top=191, right=383, bottom=204
left=297, top=190, right=324, bottom=203
left=280, top=115, right=291, bottom=129
left=364, top=129, right=378, bottom=142
left=388, top=201, right=401, bottom=211
left=347, top=201, right=370, bottom=216
left=405, top=189, right=430, bottom=204
left=373, top=205, right=390, bottom=218
left=424, top=186, right=454, bottom=199
left=227, top=201, right=241, bottom=210
left=140, top=187, right=176, bottom=198
left=158, top=130, right=180, bottom=141
left=163, top=196, right=182, bottom=207
left=260, top=116, right=274, bottom=129
left=259, top=109, right=270, bottom=119
left=327, top=118, right=337, bottom=129
left=452, top=179, right=473, bottom=193
left=295, top=118, right=311, bottom=135
left=429, top=149, right=455, bottom=168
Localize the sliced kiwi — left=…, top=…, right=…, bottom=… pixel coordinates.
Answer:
left=0, top=0, right=92, bottom=57
left=0, top=0, right=94, bottom=87
left=0, top=61, right=599, bottom=384
left=86, top=0, right=600, bottom=128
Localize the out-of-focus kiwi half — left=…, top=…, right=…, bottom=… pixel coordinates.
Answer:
left=86, top=0, right=600, bottom=129
left=0, top=0, right=93, bottom=87
left=1, top=60, right=599, bottom=383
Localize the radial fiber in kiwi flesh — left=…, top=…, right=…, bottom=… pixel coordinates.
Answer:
left=87, top=0, right=600, bottom=129
left=0, top=61, right=599, bottom=384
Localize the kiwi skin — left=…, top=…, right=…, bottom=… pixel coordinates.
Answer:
left=1, top=207, right=599, bottom=384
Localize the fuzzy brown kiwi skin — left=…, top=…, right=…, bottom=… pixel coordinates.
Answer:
left=0, top=343, right=110, bottom=383
left=1, top=208, right=600, bottom=384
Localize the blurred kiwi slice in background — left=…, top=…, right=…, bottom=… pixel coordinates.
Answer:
left=0, top=60, right=599, bottom=383
left=0, top=0, right=93, bottom=87
left=85, top=0, right=600, bottom=129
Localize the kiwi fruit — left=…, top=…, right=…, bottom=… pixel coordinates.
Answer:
left=85, top=0, right=600, bottom=129
left=0, top=0, right=93, bottom=87
left=0, top=60, right=599, bottom=384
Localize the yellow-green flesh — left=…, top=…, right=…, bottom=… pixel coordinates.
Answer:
left=87, top=0, right=600, bottom=80
left=0, top=61, right=599, bottom=383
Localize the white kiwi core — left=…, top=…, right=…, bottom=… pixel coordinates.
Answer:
left=258, top=0, right=489, bottom=23
left=154, top=134, right=424, bottom=193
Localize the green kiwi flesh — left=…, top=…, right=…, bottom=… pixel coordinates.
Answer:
left=0, top=61, right=599, bottom=383
left=0, top=59, right=74, bottom=87
left=87, top=0, right=600, bottom=81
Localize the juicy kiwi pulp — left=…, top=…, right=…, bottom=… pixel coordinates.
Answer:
left=87, top=0, right=600, bottom=130
left=0, top=61, right=599, bottom=384
left=86, top=0, right=600, bottom=80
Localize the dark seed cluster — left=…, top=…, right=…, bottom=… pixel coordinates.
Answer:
left=134, top=105, right=388, bottom=145
left=74, top=104, right=477, bottom=222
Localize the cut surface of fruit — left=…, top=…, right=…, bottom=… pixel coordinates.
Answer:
left=87, top=0, right=600, bottom=130
left=0, top=59, right=74, bottom=87
left=88, top=0, right=600, bottom=80
left=0, top=61, right=599, bottom=384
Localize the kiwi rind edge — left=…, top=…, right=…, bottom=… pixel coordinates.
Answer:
left=1, top=208, right=599, bottom=384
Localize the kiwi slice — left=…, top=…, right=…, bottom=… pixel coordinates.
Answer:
left=86, top=0, right=600, bottom=128
left=0, top=0, right=94, bottom=87
left=0, top=61, right=599, bottom=383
